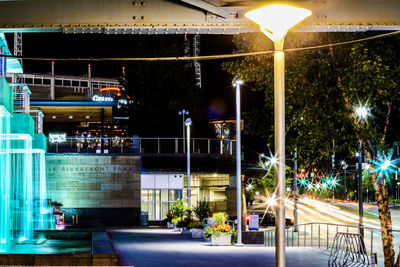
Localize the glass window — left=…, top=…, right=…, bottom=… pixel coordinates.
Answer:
left=161, top=190, right=168, bottom=202
left=162, top=203, right=169, bottom=219
left=141, top=190, right=154, bottom=202
left=148, top=203, right=154, bottom=220
left=155, top=190, right=160, bottom=202
left=154, top=202, right=161, bottom=220
left=141, top=203, right=148, bottom=212
left=142, top=189, right=183, bottom=220
left=169, top=189, right=182, bottom=201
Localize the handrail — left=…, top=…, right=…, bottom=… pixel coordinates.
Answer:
left=263, top=222, right=390, bottom=232
left=263, top=222, right=400, bottom=260
left=59, top=137, right=235, bottom=142
left=47, top=136, right=236, bottom=155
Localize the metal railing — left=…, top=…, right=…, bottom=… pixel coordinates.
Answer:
left=6, top=73, right=121, bottom=91
left=264, top=222, right=400, bottom=260
left=47, top=137, right=236, bottom=156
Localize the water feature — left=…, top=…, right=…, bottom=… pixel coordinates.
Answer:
left=0, top=34, right=53, bottom=252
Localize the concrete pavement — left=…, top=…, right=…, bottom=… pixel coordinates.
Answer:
left=108, top=227, right=331, bottom=267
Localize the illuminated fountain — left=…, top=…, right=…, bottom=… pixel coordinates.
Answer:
left=0, top=33, right=53, bottom=252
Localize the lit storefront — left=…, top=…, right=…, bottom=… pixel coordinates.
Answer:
left=141, top=174, right=184, bottom=220
left=141, top=173, right=230, bottom=221
left=184, top=173, right=230, bottom=213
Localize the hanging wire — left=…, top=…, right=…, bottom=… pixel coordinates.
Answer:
left=1, top=30, right=400, bottom=62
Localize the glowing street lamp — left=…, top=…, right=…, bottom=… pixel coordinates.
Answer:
left=354, top=104, right=370, bottom=121
left=245, top=5, right=311, bottom=266
left=246, top=183, right=253, bottom=191
left=179, top=109, right=189, bottom=152
left=299, top=178, right=308, bottom=188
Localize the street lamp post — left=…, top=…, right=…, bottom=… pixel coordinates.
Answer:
left=355, top=105, right=369, bottom=237
left=358, top=142, right=364, bottom=237
left=245, top=5, right=311, bottom=267
left=341, top=160, right=348, bottom=200
left=185, top=118, right=192, bottom=207
left=233, top=77, right=243, bottom=245
left=293, top=147, right=298, bottom=232
left=179, top=109, right=189, bottom=153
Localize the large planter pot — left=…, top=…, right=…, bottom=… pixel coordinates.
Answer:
left=191, top=228, right=204, bottom=239
left=167, top=222, right=175, bottom=229
left=211, top=234, right=231, bottom=246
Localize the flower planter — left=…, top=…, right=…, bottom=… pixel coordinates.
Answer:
left=191, top=228, right=204, bottom=239
left=167, top=222, right=175, bottom=229
left=181, top=227, right=191, bottom=235
left=211, top=234, right=231, bottom=246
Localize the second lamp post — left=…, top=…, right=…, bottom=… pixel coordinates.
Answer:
left=185, top=118, right=192, bottom=207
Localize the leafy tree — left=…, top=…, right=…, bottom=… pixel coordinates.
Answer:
left=223, top=32, right=400, bottom=265
left=223, top=33, right=357, bottom=167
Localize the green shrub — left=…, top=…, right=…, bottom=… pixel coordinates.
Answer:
left=213, top=212, right=228, bottom=226
left=166, top=210, right=175, bottom=223
left=187, top=221, right=204, bottom=229
left=193, top=200, right=212, bottom=221
left=170, top=199, right=189, bottom=218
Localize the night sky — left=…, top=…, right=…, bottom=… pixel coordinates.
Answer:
left=4, top=33, right=262, bottom=120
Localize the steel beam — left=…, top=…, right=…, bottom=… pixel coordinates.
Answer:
left=0, top=0, right=400, bottom=33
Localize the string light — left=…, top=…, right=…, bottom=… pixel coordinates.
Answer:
left=371, top=147, right=399, bottom=182
left=1, top=31, right=399, bottom=62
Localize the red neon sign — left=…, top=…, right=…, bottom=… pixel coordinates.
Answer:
left=99, top=87, right=121, bottom=96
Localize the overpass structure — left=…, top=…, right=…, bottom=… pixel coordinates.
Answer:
left=6, top=72, right=122, bottom=100
left=0, top=0, right=399, bottom=34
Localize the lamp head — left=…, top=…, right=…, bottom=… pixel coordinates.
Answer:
left=232, top=76, right=243, bottom=87
left=354, top=105, right=369, bottom=121
left=179, top=109, right=189, bottom=115
left=185, top=118, right=192, bottom=126
left=245, top=4, right=311, bottom=42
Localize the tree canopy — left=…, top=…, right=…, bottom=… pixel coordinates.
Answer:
left=222, top=32, right=400, bottom=168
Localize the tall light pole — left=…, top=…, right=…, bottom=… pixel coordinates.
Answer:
left=293, top=147, right=298, bottom=232
left=355, top=104, right=369, bottom=237
left=357, top=142, right=364, bottom=237
left=341, top=160, right=348, bottom=200
left=245, top=5, right=311, bottom=267
left=179, top=109, right=189, bottom=153
left=233, top=77, right=243, bottom=246
left=185, top=118, right=192, bottom=207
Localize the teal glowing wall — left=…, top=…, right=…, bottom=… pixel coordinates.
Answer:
left=0, top=37, right=52, bottom=252
left=0, top=78, right=13, bottom=114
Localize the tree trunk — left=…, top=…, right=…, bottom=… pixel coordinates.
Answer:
left=371, top=171, right=395, bottom=266
left=328, top=33, right=396, bottom=265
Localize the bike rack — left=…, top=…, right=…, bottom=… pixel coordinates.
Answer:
left=328, top=232, right=370, bottom=266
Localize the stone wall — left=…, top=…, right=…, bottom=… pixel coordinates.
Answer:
left=46, top=154, right=141, bottom=224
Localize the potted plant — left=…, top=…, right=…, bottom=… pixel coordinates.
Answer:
left=187, top=221, right=204, bottom=239
left=193, top=200, right=212, bottom=222
left=203, top=212, right=237, bottom=246
left=170, top=199, right=191, bottom=233
left=166, top=211, right=175, bottom=228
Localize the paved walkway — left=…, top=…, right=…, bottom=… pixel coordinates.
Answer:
left=108, top=227, right=332, bottom=267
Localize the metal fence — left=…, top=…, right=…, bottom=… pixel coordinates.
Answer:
left=264, top=222, right=400, bottom=260
left=47, top=137, right=236, bottom=156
